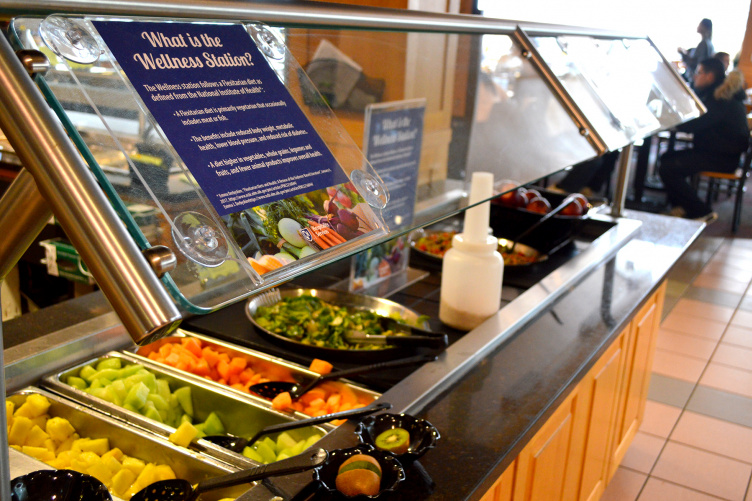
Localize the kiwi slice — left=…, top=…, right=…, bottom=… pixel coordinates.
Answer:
left=375, top=427, right=410, bottom=454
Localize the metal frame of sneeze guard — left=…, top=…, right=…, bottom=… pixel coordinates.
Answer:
left=512, top=26, right=609, bottom=155
left=8, top=15, right=391, bottom=316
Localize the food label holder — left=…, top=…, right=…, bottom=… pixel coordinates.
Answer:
left=9, top=15, right=391, bottom=317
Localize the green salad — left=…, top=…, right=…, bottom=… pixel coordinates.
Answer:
left=253, top=295, right=426, bottom=350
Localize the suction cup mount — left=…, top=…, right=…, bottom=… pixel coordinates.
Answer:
left=350, top=170, right=389, bottom=209
left=171, top=212, right=229, bottom=267
left=40, top=16, right=101, bottom=64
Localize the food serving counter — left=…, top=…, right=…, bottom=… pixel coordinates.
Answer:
left=0, top=1, right=708, bottom=499
left=4, top=207, right=705, bottom=500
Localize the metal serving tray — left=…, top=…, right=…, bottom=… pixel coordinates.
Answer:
left=41, top=351, right=328, bottom=468
left=7, top=387, right=249, bottom=501
left=132, top=329, right=381, bottom=405
left=245, top=288, right=432, bottom=362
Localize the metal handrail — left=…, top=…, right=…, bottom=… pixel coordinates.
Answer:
left=2, top=0, right=644, bottom=38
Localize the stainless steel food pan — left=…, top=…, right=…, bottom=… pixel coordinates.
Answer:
left=41, top=351, right=328, bottom=467
left=7, top=387, right=250, bottom=501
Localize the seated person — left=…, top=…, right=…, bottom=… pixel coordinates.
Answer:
left=658, top=57, right=749, bottom=222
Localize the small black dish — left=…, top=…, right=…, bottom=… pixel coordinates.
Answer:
left=313, top=445, right=405, bottom=500
left=10, top=469, right=112, bottom=501
left=354, top=412, right=440, bottom=463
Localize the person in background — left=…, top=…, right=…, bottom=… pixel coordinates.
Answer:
left=679, top=18, right=715, bottom=80
left=550, top=151, right=619, bottom=198
left=659, top=57, right=749, bottom=222
left=714, top=51, right=730, bottom=72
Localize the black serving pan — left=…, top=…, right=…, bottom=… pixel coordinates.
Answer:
left=490, top=188, right=590, bottom=255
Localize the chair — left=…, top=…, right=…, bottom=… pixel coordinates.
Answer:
left=696, top=134, right=752, bottom=233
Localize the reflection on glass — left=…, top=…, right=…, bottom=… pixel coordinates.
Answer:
left=531, top=35, right=702, bottom=150
left=466, top=35, right=596, bottom=184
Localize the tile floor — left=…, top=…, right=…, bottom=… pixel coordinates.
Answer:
left=601, top=236, right=752, bottom=501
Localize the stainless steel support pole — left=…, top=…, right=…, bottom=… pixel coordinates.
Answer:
left=0, top=34, right=182, bottom=344
left=0, top=169, right=52, bottom=281
left=0, top=292, right=9, bottom=500
left=611, top=143, right=634, bottom=218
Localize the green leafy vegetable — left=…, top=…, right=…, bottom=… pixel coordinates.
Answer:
left=253, top=295, right=421, bottom=350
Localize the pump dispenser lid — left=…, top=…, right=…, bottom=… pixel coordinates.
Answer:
left=463, top=172, right=494, bottom=244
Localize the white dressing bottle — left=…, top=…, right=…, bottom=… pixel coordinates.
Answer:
left=439, top=172, right=503, bottom=331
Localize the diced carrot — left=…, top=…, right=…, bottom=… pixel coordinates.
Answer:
left=330, top=419, right=346, bottom=426
left=272, top=391, right=292, bottom=411
left=181, top=337, right=203, bottom=357
left=238, top=368, right=256, bottom=384
left=308, top=359, right=333, bottom=375
left=310, top=409, right=327, bottom=417
left=159, top=344, right=173, bottom=358
left=218, top=352, right=230, bottom=364
left=307, top=398, right=326, bottom=411
left=299, top=388, right=327, bottom=405
left=147, top=352, right=160, bottom=361
left=249, top=373, right=262, bottom=385
left=228, top=357, right=247, bottom=375
left=165, top=352, right=181, bottom=366
left=338, top=385, right=358, bottom=406
left=338, top=402, right=354, bottom=412
left=202, top=347, right=220, bottom=368
left=230, top=383, right=245, bottom=391
left=193, top=359, right=210, bottom=377
left=217, top=361, right=230, bottom=381
left=326, top=394, right=341, bottom=409
left=228, top=374, right=240, bottom=386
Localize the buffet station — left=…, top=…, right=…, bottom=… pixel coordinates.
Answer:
left=0, top=2, right=707, bottom=500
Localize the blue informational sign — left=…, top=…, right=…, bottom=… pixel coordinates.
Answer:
left=362, top=100, right=425, bottom=228
left=350, top=99, right=425, bottom=291
left=92, top=20, right=349, bottom=216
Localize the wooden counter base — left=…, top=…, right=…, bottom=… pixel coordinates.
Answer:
left=481, top=282, right=666, bottom=501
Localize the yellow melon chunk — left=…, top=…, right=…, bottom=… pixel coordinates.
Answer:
left=168, top=421, right=198, bottom=448
left=8, top=416, right=33, bottom=446
left=56, top=433, right=79, bottom=453
left=111, top=468, right=136, bottom=497
left=87, top=461, right=114, bottom=487
left=21, top=445, right=55, bottom=462
left=14, top=394, right=51, bottom=418
left=46, top=416, right=76, bottom=442
left=122, top=456, right=146, bottom=477
left=6, top=401, right=14, bottom=428
left=25, top=425, right=50, bottom=447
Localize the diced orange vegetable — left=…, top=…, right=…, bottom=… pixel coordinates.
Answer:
left=238, top=368, right=255, bottom=384
left=338, top=385, right=358, bottom=407
left=181, top=338, right=203, bottom=357
left=306, top=398, right=326, bottom=411
left=299, top=389, right=327, bottom=405
left=165, top=353, right=180, bottom=366
left=230, top=383, right=245, bottom=391
left=272, top=392, right=292, bottom=411
left=201, top=347, right=220, bottom=368
left=228, top=357, right=247, bottom=375
left=193, top=359, right=210, bottom=378
left=326, top=394, right=341, bottom=409
left=308, top=359, right=333, bottom=375
left=217, top=361, right=230, bottom=381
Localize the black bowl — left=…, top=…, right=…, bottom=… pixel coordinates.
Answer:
left=314, top=445, right=405, bottom=499
left=354, top=413, right=440, bottom=463
left=11, top=469, right=112, bottom=501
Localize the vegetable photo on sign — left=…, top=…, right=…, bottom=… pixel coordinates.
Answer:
left=221, top=181, right=382, bottom=274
